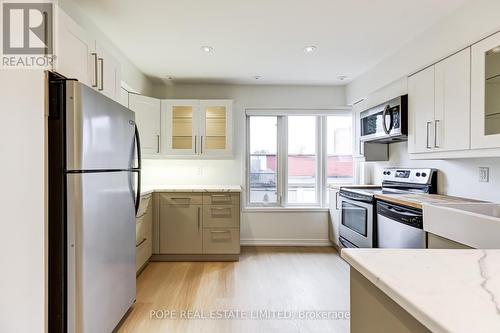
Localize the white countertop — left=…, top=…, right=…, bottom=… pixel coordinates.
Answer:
left=342, top=249, right=500, bottom=333
left=141, top=185, right=242, bottom=196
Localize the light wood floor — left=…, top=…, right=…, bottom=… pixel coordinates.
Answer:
left=117, top=246, right=350, bottom=333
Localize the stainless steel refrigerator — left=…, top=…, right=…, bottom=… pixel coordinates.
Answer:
left=48, top=72, right=141, bottom=333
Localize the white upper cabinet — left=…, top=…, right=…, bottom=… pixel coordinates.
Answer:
left=161, top=99, right=233, bottom=158
left=94, top=41, right=121, bottom=101
left=54, top=7, right=121, bottom=102
left=408, top=48, right=471, bottom=155
left=54, top=9, right=93, bottom=86
left=471, top=31, right=500, bottom=149
left=434, top=48, right=471, bottom=152
left=162, top=100, right=200, bottom=156
left=199, top=100, right=233, bottom=156
left=129, top=94, right=161, bottom=156
left=408, top=66, right=435, bottom=153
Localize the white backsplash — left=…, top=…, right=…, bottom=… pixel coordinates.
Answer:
left=367, top=142, right=500, bottom=203
left=141, top=159, right=242, bottom=186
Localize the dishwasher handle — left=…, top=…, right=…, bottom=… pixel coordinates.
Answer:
left=377, top=201, right=423, bottom=229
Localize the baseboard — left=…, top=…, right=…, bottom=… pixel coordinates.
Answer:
left=240, top=238, right=333, bottom=247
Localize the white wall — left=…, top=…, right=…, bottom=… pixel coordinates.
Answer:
left=346, top=0, right=500, bottom=104
left=58, top=0, right=155, bottom=95
left=144, top=83, right=346, bottom=244
left=0, top=71, right=46, bottom=333
left=367, top=143, right=500, bottom=203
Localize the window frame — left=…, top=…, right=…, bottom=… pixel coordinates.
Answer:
left=245, top=108, right=352, bottom=209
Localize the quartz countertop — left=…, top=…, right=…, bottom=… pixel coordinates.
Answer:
left=342, top=248, right=500, bottom=333
left=140, top=185, right=242, bottom=196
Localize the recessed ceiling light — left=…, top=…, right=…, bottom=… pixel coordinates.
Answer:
left=492, top=46, right=500, bottom=53
left=304, top=46, right=317, bottom=53
left=254, top=75, right=262, bottom=80
left=338, top=75, right=348, bottom=81
left=165, top=75, right=175, bottom=80
left=201, top=45, right=214, bottom=53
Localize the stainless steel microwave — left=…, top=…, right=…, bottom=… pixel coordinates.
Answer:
left=359, top=95, right=408, bottom=143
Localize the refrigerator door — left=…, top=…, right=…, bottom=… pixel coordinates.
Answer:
left=67, top=172, right=136, bottom=333
left=66, top=81, right=136, bottom=171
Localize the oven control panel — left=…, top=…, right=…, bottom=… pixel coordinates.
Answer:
left=381, top=168, right=436, bottom=185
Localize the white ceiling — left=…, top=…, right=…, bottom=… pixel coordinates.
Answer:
left=73, top=0, right=470, bottom=85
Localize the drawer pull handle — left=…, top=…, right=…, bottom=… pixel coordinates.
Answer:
left=136, top=238, right=147, bottom=247
left=210, top=230, right=231, bottom=234
left=172, top=197, right=191, bottom=200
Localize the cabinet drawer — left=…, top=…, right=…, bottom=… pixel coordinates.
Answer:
left=136, top=215, right=151, bottom=244
left=203, top=228, right=240, bottom=254
left=136, top=235, right=152, bottom=272
left=203, top=205, right=240, bottom=228
left=160, top=193, right=202, bottom=205
left=203, top=193, right=240, bottom=205
left=136, top=194, right=152, bottom=217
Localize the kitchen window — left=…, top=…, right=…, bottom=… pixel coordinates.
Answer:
left=246, top=110, right=353, bottom=208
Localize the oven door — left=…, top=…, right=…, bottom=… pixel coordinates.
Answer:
left=339, top=197, right=373, bottom=248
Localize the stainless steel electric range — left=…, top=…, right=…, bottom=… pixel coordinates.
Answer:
left=338, top=168, right=437, bottom=249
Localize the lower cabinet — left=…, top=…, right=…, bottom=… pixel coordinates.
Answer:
left=427, top=233, right=472, bottom=249
left=328, top=188, right=341, bottom=248
left=136, top=194, right=153, bottom=273
left=159, top=193, right=203, bottom=254
left=157, top=192, right=241, bottom=259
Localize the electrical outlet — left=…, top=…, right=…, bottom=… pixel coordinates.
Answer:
left=196, top=167, right=203, bottom=176
left=479, top=167, right=489, bottom=182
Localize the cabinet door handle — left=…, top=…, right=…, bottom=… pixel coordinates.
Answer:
left=156, top=135, right=160, bottom=153
left=194, top=136, right=197, bottom=154
left=198, top=207, right=201, bottom=229
left=335, top=191, right=339, bottom=210
left=434, top=120, right=440, bottom=148
left=98, top=57, right=104, bottom=91
left=200, top=136, right=204, bottom=154
left=426, top=121, right=432, bottom=149
left=91, top=53, right=98, bottom=87
left=136, top=238, right=147, bottom=248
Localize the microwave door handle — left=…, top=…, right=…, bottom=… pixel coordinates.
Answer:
left=382, top=105, right=391, bottom=134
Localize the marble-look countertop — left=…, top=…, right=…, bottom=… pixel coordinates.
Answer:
left=140, top=185, right=242, bottom=196
left=342, top=248, right=500, bottom=333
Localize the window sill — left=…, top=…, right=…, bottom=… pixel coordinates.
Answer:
left=242, top=206, right=330, bottom=213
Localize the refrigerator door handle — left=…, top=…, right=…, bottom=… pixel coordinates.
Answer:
left=132, top=124, right=142, bottom=215
left=132, top=169, right=141, bottom=215
left=134, top=124, right=142, bottom=170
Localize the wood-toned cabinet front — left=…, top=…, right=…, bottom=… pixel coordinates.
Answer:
left=157, top=192, right=240, bottom=256
left=159, top=193, right=203, bottom=254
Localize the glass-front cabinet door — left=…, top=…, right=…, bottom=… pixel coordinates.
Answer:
left=471, top=31, right=500, bottom=149
left=162, top=100, right=199, bottom=155
left=199, top=100, right=233, bottom=156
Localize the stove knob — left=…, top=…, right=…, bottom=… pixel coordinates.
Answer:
left=421, top=172, right=427, bottom=177
left=416, top=172, right=421, bottom=177
left=387, top=171, right=391, bottom=175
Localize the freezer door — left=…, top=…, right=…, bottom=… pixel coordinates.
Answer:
left=67, top=172, right=136, bottom=333
left=66, top=81, right=136, bottom=171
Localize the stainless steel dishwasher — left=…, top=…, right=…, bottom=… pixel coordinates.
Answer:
left=376, top=201, right=426, bottom=248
